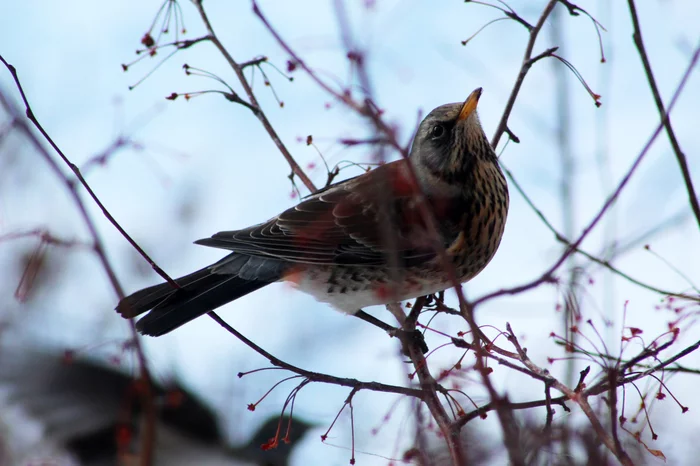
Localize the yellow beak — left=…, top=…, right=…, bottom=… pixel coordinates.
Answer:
left=458, top=87, right=482, bottom=121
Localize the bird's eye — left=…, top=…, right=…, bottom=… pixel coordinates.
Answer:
left=431, top=124, right=445, bottom=139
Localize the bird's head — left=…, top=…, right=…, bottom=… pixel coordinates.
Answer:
left=410, top=88, right=496, bottom=187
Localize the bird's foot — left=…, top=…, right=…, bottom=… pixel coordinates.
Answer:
left=390, top=328, right=429, bottom=356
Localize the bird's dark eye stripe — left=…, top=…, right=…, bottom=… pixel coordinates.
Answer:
left=431, top=124, right=445, bottom=138
left=429, top=121, right=455, bottom=141
left=428, top=121, right=455, bottom=143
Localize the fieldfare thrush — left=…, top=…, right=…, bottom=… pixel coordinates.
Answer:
left=117, top=88, right=509, bottom=336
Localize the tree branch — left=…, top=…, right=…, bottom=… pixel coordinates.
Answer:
left=207, top=312, right=422, bottom=398
left=491, top=0, right=558, bottom=149
left=192, top=0, right=317, bottom=193
left=0, top=59, right=158, bottom=466
left=627, top=0, right=700, bottom=231
left=474, top=44, right=700, bottom=307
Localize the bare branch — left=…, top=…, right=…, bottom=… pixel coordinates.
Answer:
left=491, top=0, right=558, bottom=149
left=502, top=165, right=700, bottom=302
left=207, top=312, right=423, bottom=398
left=475, top=45, right=700, bottom=307
left=192, top=0, right=316, bottom=193
left=0, top=58, right=158, bottom=466
left=0, top=55, right=178, bottom=290
left=627, top=0, right=700, bottom=231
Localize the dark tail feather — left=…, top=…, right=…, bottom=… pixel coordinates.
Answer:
left=116, top=268, right=270, bottom=337
left=117, top=268, right=212, bottom=318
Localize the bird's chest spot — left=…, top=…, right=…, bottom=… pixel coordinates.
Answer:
left=448, top=195, right=507, bottom=280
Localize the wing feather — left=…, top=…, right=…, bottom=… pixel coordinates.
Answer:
left=195, top=160, right=457, bottom=267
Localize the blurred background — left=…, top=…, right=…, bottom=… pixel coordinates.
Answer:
left=0, top=0, right=698, bottom=464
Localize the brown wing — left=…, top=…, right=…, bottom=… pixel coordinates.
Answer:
left=195, top=160, right=452, bottom=267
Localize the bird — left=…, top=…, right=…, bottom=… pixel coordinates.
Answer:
left=0, top=347, right=315, bottom=466
left=116, top=88, right=509, bottom=337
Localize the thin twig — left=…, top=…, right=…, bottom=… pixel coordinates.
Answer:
left=395, top=299, right=466, bottom=464
left=0, top=64, right=157, bottom=466
left=607, top=370, right=627, bottom=460
left=491, top=0, right=558, bottom=149
left=505, top=324, right=633, bottom=465
left=586, top=338, right=700, bottom=395
left=503, top=165, right=699, bottom=302
left=458, top=392, right=570, bottom=425
left=207, top=312, right=422, bottom=398
left=627, top=0, right=700, bottom=231
left=192, top=0, right=316, bottom=193
left=0, top=55, right=177, bottom=290
left=474, top=44, right=700, bottom=307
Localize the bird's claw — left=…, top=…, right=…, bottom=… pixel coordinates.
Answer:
left=390, top=328, right=429, bottom=355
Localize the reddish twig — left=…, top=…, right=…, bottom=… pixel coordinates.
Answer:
left=392, top=299, right=466, bottom=464
left=456, top=332, right=700, bottom=427
left=505, top=324, right=634, bottom=465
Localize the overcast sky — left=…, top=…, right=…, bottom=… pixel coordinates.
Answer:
left=1, top=1, right=699, bottom=464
